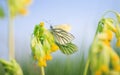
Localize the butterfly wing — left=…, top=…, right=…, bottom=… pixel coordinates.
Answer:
left=50, top=28, right=74, bottom=45
left=56, top=42, right=78, bottom=55
left=54, top=24, right=71, bottom=32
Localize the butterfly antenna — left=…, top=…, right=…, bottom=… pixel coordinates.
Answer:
left=44, top=20, right=51, bottom=25
left=50, top=25, right=53, bottom=29
left=43, top=20, right=54, bottom=29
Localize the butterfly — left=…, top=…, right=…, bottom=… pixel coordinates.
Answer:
left=50, top=24, right=78, bottom=55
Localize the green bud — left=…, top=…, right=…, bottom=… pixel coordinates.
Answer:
left=0, top=59, right=23, bottom=75
left=31, top=36, right=45, bottom=60
left=43, top=39, right=51, bottom=53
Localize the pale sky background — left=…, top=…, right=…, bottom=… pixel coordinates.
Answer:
left=0, top=0, right=120, bottom=60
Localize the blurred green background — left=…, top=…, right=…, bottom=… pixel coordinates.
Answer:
left=0, top=0, right=120, bottom=75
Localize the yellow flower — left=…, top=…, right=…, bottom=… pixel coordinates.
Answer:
left=114, top=65, right=120, bottom=72
left=110, top=49, right=120, bottom=67
left=112, top=55, right=119, bottom=63
left=112, top=54, right=119, bottom=62
left=102, top=40, right=111, bottom=46
left=19, top=8, right=28, bottom=15
left=100, top=65, right=109, bottom=73
left=44, top=54, right=52, bottom=61
left=23, top=0, right=32, bottom=5
left=40, top=22, right=44, bottom=27
left=51, top=43, right=59, bottom=52
left=104, top=30, right=113, bottom=41
left=38, top=58, right=47, bottom=67
left=95, top=70, right=102, bottom=75
left=8, top=0, right=32, bottom=17
left=116, top=38, right=120, bottom=47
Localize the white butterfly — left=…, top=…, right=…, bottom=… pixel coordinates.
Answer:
left=49, top=24, right=77, bottom=55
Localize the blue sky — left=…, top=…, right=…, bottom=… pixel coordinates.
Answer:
left=0, top=0, right=120, bottom=59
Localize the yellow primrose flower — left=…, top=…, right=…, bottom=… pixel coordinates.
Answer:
left=38, top=58, right=47, bottom=67
left=44, top=54, right=52, bottom=61
left=95, top=70, right=102, bottom=75
left=19, top=8, right=28, bottom=15
left=114, top=65, right=120, bottom=72
left=40, top=22, right=45, bottom=27
left=23, top=0, right=32, bottom=6
left=8, top=0, right=32, bottom=17
left=111, top=54, right=119, bottom=63
left=104, top=30, right=113, bottom=41
left=102, top=40, right=111, bottom=46
left=100, top=65, right=109, bottom=73
left=51, top=43, right=59, bottom=52
left=116, top=38, right=120, bottom=47
left=110, top=49, right=120, bottom=66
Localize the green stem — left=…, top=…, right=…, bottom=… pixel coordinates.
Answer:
left=83, top=59, right=89, bottom=75
left=8, top=17, right=15, bottom=59
left=40, top=67, right=45, bottom=75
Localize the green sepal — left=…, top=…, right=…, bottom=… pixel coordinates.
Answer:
left=31, top=36, right=45, bottom=60
left=97, top=19, right=104, bottom=33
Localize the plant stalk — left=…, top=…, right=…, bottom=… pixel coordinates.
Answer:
left=83, top=59, right=89, bottom=75
left=40, top=67, right=45, bottom=75
left=8, top=17, right=15, bottom=59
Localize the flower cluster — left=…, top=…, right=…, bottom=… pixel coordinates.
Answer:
left=31, top=22, right=59, bottom=67
left=8, top=0, right=32, bottom=18
left=89, top=11, right=120, bottom=75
